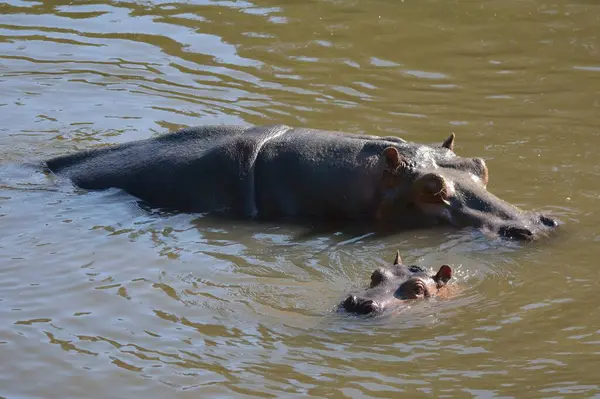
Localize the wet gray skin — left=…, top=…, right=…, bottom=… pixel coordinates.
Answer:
left=378, top=134, right=558, bottom=240
left=44, top=125, right=558, bottom=240
left=342, top=251, right=453, bottom=315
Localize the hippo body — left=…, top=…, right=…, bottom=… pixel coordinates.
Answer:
left=46, top=124, right=449, bottom=218
left=46, top=124, right=557, bottom=239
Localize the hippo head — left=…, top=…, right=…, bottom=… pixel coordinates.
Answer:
left=377, top=134, right=558, bottom=240
left=342, top=251, right=452, bottom=315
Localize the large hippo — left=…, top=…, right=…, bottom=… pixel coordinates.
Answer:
left=45, top=124, right=557, bottom=240
left=342, top=251, right=453, bottom=315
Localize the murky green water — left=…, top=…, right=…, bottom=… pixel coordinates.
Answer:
left=1, top=0, right=599, bottom=397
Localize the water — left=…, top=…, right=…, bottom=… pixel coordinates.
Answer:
left=1, top=0, right=599, bottom=397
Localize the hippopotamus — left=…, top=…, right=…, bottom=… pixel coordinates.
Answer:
left=45, top=124, right=558, bottom=240
left=342, top=251, right=453, bottom=315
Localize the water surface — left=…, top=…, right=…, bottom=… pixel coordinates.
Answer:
left=1, top=0, right=599, bottom=397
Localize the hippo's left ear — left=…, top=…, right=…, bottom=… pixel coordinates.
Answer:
left=441, top=133, right=455, bottom=152
left=433, top=265, right=452, bottom=287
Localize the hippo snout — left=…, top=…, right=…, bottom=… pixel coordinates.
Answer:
left=343, top=295, right=382, bottom=315
left=497, top=215, right=558, bottom=241
left=540, top=215, right=558, bottom=228
left=498, top=225, right=534, bottom=240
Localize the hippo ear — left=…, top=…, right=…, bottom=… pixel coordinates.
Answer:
left=412, top=173, right=452, bottom=206
left=433, top=265, right=452, bottom=287
left=381, top=147, right=404, bottom=171
left=393, top=250, right=402, bottom=265
left=441, top=133, right=455, bottom=151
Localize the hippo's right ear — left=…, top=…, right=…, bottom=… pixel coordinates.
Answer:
left=381, top=147, right=405, bottom=171
left=393, top=250, right=402, bottom=265
left=441, top=133, right=455, bottom=152
left=433, top=265, right=452, bottom=287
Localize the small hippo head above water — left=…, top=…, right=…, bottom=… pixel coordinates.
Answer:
left=376, top=134, right=558, bottom=240
left=342, top=251, right=453, bottom=315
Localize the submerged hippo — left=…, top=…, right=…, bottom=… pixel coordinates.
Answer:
left=342, top=251, right=453, bottom=315
left=45, top=124, right=557, bottom=239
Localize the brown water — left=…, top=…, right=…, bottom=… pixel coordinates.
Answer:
left=1, top=0, right=599, bottom=397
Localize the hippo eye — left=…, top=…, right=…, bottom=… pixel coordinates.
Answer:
left=414, top=285, right=425, bottom=296
left=408, top=266, right=425, bottom=273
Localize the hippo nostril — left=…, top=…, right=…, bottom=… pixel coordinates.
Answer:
left=343, top=295, right=358, bottom=311
left=357, top=299, right=381, bottom=314
left=362, top=300, right=374, bottom=309
left=343, top=296, right=382, bottom=314
left=499, top=225, right=534, bottom=241
left=540, top=215, right=558, bottom=228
